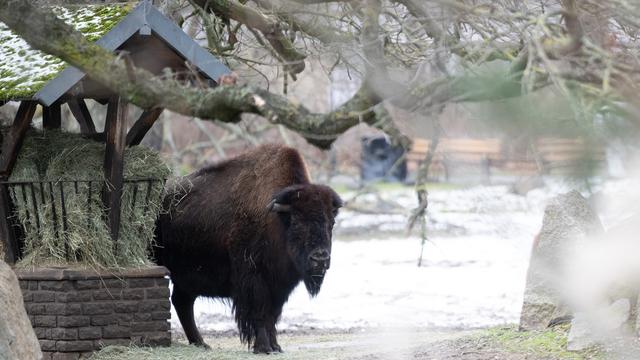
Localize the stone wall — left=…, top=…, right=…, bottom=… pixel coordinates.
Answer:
left=16, top=266, right=171, bottom=360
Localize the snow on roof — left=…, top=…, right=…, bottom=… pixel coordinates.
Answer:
left=0, top=3, right=133, bottom=100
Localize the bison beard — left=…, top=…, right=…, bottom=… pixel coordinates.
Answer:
left=153, top=144, right=342, bottom=353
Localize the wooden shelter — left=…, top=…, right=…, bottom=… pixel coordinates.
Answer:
left=0, top=0, right=230, bottom=264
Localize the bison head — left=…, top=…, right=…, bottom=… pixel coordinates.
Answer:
left=268, top=184, right=342, bottom=296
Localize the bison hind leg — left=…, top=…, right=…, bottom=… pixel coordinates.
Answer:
left=172, top=287, right=209, bottom=348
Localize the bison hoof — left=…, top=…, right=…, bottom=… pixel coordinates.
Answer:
left=271, top=344, right=283, bottom=353
left=253, top=343, right=273, bottom=354
left=193, top=341, right=211, bottom=350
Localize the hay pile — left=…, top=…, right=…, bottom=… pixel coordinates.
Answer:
left=6, top=128, right=170, bottom=269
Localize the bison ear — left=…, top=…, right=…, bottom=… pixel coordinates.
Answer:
left=267, top=186, right=301, bottom=213
left=331, top=190, right=344, bottom=210
left=267, top=199, right=291, bottom=213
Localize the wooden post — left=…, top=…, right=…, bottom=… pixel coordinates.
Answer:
left=42, top=102, right=62, bottom=130
left=126, top=108, right=163, bottom=146
left=102, top=97, right=128, bottom=244
left=0, top=101, right=37, bottom=264
left=67, top=99, right=96, bottom=135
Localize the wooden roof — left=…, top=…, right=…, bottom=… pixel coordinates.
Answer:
left=0, top=0, right=231, bottom=104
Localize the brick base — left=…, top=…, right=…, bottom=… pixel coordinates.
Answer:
left=16, top=266, right=171, bottom=359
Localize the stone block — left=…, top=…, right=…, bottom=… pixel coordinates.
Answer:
left=36, top=291, right=56, bottom=302
left=103, top=279, right=127, bottom=289
left=44, top=303, right=66, bottom=315
left=155, top=278, right=169, bottom=287
left=56, top=292, right=92, bottom=303
left=151, top=311, right=171, bottom=320
left=34, top=327, right=52, bottom=339
left=51, top=328, right=78, bottom=340
left=78, top=327, right=101, bottom=340
left=82, top=303, right=113, bottom=315
left=26, top=303, right=46, bottom=315
left=95, top=339, right=132, bottom=348
left=39, top=339, right=57, bottom=351
left=102, top=325, right=131, bottom=339
left=122, top=289, right=144, bottom=300
left=520, top=190, right=604, bottom=330
left=139, top=300, right=170, bottom=313
left=114, top=302, right=138, bottom=313
left=57, top=316, right=90, bottom=328
left=90, top=315, right=118, bottom=326
left=128, top=278, right=156, bottom=288
left=132, top=321, right=169, bottom=332
left=34, top=315, right=57, bottom=327
left=62, top=304, right=82, bottom=316
left=92, top=289, right=121, bottom=301
left=39, top=281, right=72, bottom=292
left=56, top=340, right=94, bottom=352
left=51, top=352, right=80, bottom=360
left=116, top=313, right=133, bottom=325
left=133, top=313, right=152, bottom=321
left=19, top=280, right=29, bottom=290
left=145, top=288, right=169, bottom=299
left=74, top=280, right=101, bottom=290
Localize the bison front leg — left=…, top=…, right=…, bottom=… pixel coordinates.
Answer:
left=234, top=275, right=276, bottom=354
left=266, top=304, right=284, bottom=352
left=267, top=320, right=282, bottom=353
left=172, top=287, right=209, bottom=348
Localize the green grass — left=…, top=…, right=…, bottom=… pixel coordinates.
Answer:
left=482, top=325, right=603, bottom=359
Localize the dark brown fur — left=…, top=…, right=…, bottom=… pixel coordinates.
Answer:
left=154, top=144, right=342, bottom=353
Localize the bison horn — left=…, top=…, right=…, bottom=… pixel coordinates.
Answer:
left=268, top=200, right=291, bottom=213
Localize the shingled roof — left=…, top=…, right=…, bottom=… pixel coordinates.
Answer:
left=0, top=0, right=231, bottom=104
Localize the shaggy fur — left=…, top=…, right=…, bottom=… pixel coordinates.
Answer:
left=154, top=144, right=342, bottom=353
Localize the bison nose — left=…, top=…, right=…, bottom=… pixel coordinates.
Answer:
left=309, top=249, right=331, bottom=271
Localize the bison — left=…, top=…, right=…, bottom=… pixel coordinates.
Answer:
left=153, top=144, right=342, bottom=353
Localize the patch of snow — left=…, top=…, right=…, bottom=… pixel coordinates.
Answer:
left=169, top=180, right=629, bottom=334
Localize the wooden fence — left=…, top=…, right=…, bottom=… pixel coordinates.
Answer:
left=407, top=137, right=607, bottom=180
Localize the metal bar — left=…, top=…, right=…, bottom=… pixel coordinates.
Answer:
left=39, top=182, right=45, bottom=205
left=59, top=182, right=69, bottom=260
left=19, top=184, right=31, bottom=233
left=130, top=182, right=138, bottom=222
left=48, top=182, right=59, bottom=241
left=87, top=181, right=92, bottom=229
left=29, top=183, right=40, bottom=235
left=142, top=179, right=153, bottom=218
left=74, top=181, right=79, bottom=195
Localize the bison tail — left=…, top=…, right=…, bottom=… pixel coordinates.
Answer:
left=233, top=302, right=256, bottom=347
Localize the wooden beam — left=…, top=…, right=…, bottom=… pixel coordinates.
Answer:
left=0, top=101, right=37, bottom=264
left=126, top=108, right=163, bottom=146
left=68, top=99, right=96, bottom=135
left=101, top=97, right=128, bottom=242
left=0, top=185, right=19, bottom=264
left=42, top=102, right=62, bottom=129
left=0, top=101, right=37, bottom=176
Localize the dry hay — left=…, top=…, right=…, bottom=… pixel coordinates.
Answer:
left=5, top=128, right=170, bottom=269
